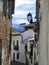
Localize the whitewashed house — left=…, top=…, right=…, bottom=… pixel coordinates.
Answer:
left=11, top=28, right=38, bottom=65
left=11, top=31, right=26, bottom=64
left=21, top=29, right=35, bottom=65
left=21, top=29, right=38, bottom=65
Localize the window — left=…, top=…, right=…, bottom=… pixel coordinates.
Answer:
left=31, top=57, right=32, bottom=64
left=14, top=40, right=19, bottom=50
left=13, top=40, right=15, bottom=46
left=16, top=40, right=19, bottom=50
left=17, top=53, right=19, bottom=59
left=13, top=53, right=15, bottom=61
left=3, top=0, right=7, bottom=16
left=34, top=51, right=36, bottom=60
left=29, top=44, right=33, bottom=58
left=3, top=0, right=11, bottom=19
left=35, top=33, right=38, bottom=41
left=25, top=44, right=27, bottom=53
left=30, top=44, right=33, bottom=56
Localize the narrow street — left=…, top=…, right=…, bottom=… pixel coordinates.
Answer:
left=11, top=61, right=26, bottom=65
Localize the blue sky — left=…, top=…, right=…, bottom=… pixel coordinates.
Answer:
left=12, top=0, right=36, bottom=24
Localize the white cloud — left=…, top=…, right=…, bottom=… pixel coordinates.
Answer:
left=12, top=19, right=29, bottom=24
left=13, top=0, right=36, bottom=24
left=15, top=0, right=36, bottom=7
left=12, top=13, right=35, bottom=18
left=15, top=10, right=35, bottom=15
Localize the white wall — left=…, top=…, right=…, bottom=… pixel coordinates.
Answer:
left=11, top=35, right=26, bottom=63
left=21, top=29, right=35, bottom=41
left=48, top=3, right=49, bottom=65
left=39, top=0, right=48, bottom=65
left=19, top=42, right=26, bottom=63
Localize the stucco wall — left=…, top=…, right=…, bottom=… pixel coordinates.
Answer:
left=0, top=10, right=11, bottom=65
left=39, top=0, right=48, bottom=65
left=11, top=35, right=26, bottom=63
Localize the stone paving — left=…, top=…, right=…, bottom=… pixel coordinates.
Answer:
left=11, top=61, right=26, bottom=65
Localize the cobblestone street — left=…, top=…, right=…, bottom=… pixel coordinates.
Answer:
left=11, top=61, right=26, bottom=65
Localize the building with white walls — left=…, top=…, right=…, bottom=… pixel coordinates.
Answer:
left=39, top=0, right=49, bottom=65
left=21, top=28, right=38, bottom=65
left=11, top=22, right=39, bottom=65
left=36, top=0, right=49, bottom=65
left=11, top=31, right=26, bottom=64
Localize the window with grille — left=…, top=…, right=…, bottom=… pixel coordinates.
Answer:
left=13, top=53, right=15, bottom=61
left=17, top=53, right=19, bottom=59
left=16, top=40, right=19, bottom=50
left=14, top=40, right=19, bottom=50
left=25, top=44, right=27, bottom=53
left=13, top=40, right=15, bottom=46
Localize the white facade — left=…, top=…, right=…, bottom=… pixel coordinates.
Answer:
left=21, top=29, right=38, bottom=65
left=21, top=29, right=35, bottom=41
left=11, top=29, right=38, bottom=65
left=11, top=32, right=26, bottom=63
left=39, top=0, right=49, bottom=65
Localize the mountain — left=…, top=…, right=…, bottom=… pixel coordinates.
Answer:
left=12, top=23, right=25, bottom=32
left=12, top=27, right=18, bottom=32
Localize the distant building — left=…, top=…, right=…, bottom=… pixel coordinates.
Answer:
left=21, top=29, right=35, bottom=65
left=11, top=31, right=26, bottom=64
left=21, top=23, right=39, bottom=65
left=11, top=22, right=39, bottom=65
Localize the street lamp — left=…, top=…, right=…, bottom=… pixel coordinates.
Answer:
left=27, top=12, right=33, bottom=24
